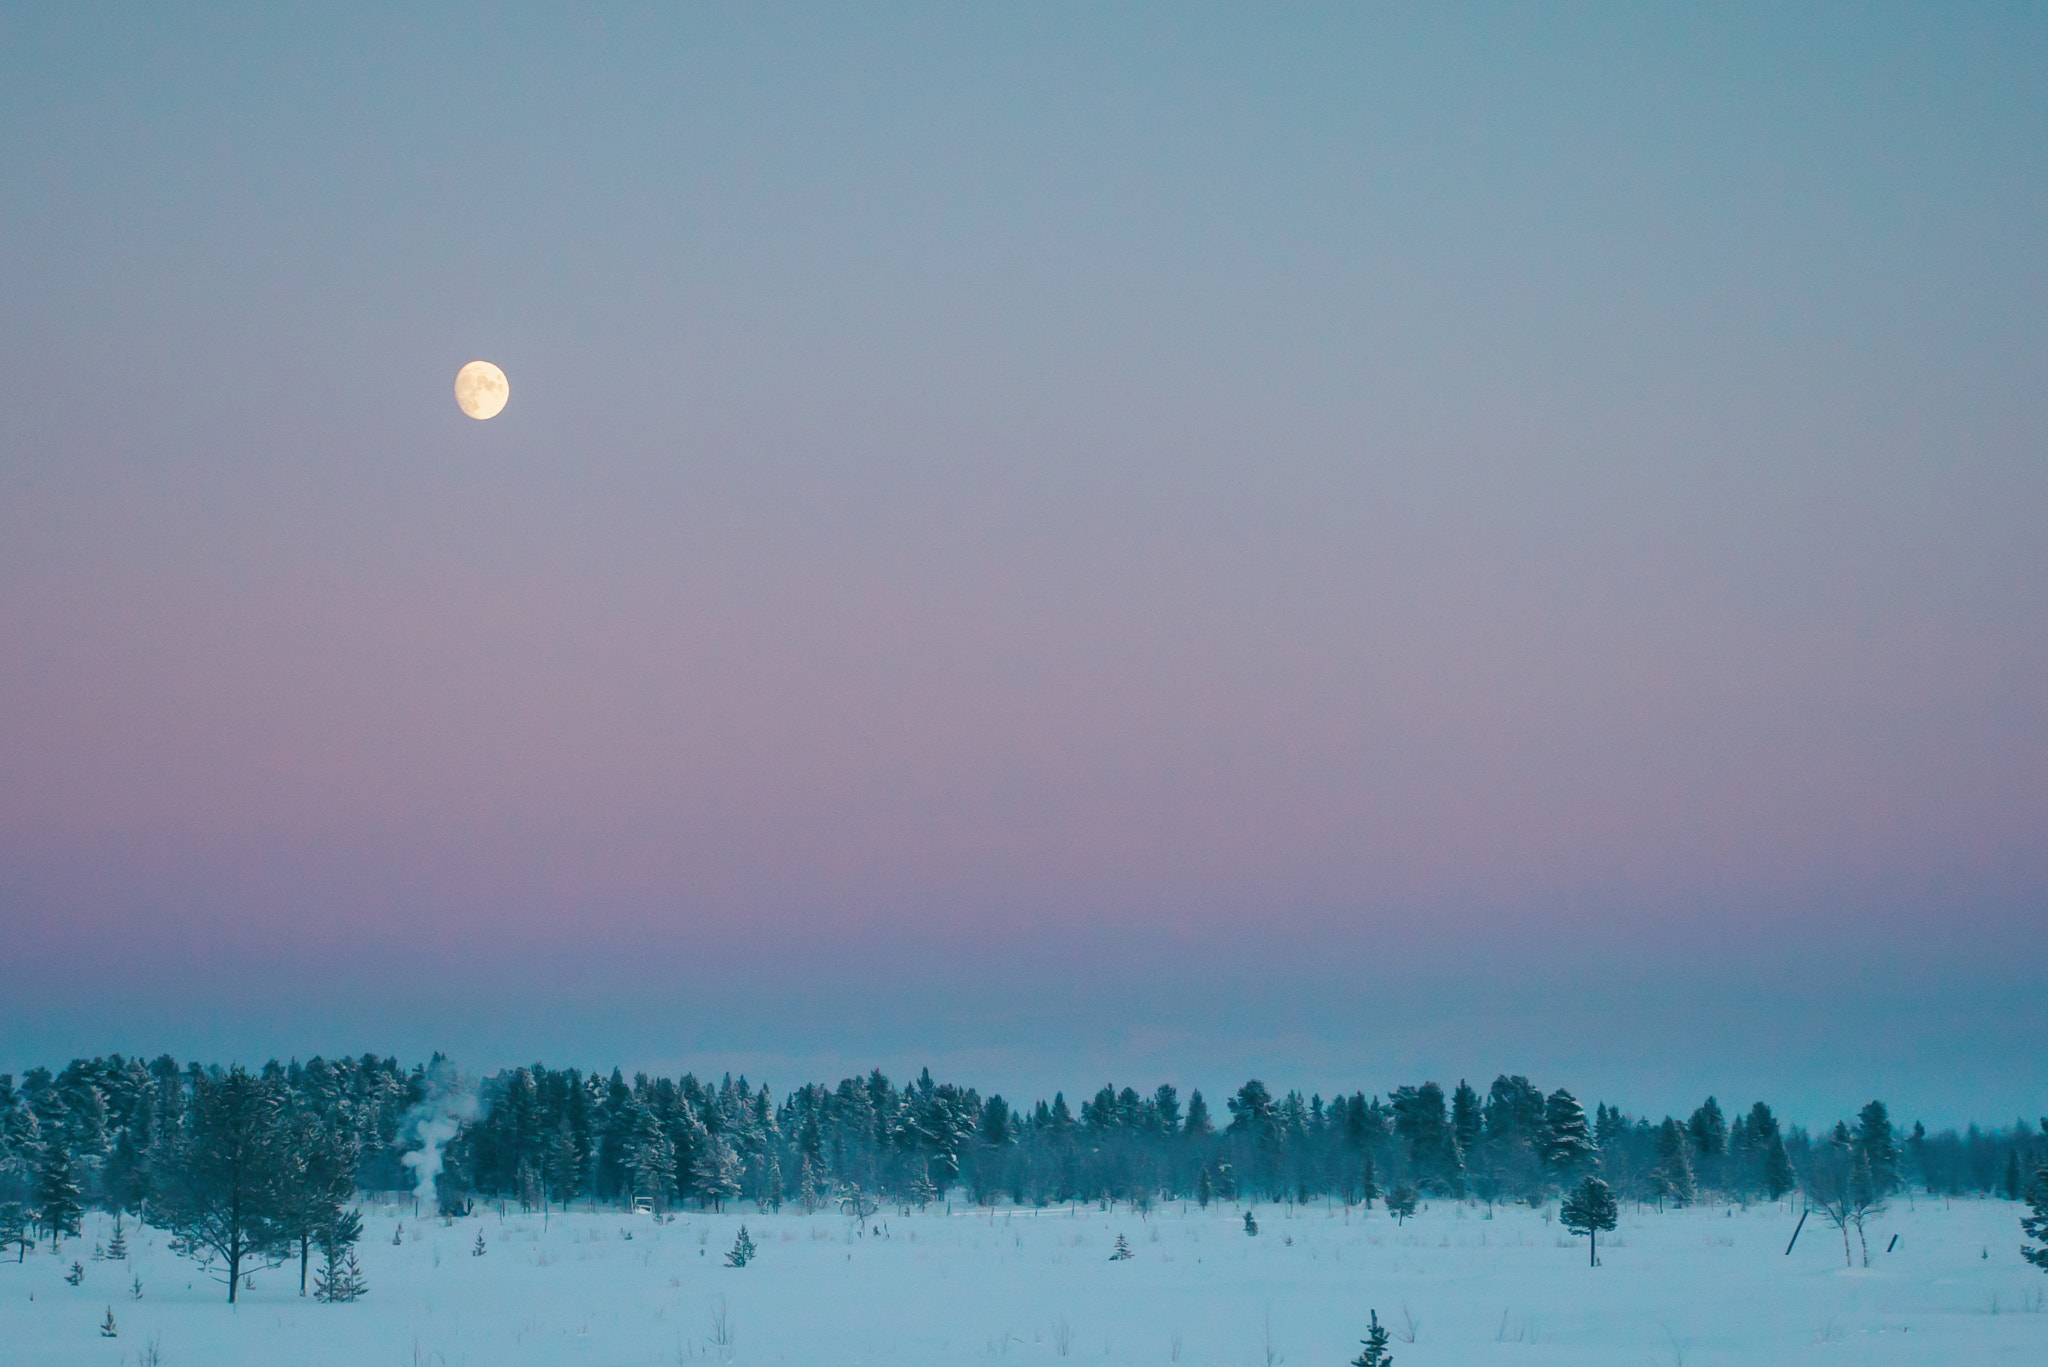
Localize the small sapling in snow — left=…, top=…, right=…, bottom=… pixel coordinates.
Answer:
left=1351, top=1309, right=1392, bottom=1367
left=726, top=1225, right=756, bottom=1267
left=1109, top=1233, right=1134, bottom=1260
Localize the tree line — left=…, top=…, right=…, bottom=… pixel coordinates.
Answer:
left=2, top=1053, right=2044, bottom=1300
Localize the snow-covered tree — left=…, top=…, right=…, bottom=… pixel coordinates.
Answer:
left=2022, top=1164, right=2048, bottom=1273
left=1543, top=1090, right=1597, bottom=1181
left=34, top=1134, right=83, bottom=1248
left=1653, top=1119, right=1695, bottom=1208
left=1560, top=1175, right=1619, bottom=1267
left=696, top=1136, right=742, bottom=1212
left=149, top=1067, right=292, bottom=1303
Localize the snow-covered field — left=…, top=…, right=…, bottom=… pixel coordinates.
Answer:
left=7, top=1196, right=2045, bottom=1366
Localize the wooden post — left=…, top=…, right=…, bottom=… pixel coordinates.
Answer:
left=1785, top=1207, right=1808, bottom=1255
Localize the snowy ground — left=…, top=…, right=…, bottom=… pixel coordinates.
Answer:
left=6, top=1195, right=2046, bottom=1366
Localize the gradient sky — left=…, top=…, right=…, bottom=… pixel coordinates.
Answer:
left=3, top=4, right=2044, bottom=1128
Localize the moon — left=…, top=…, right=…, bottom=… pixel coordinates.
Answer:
left=453, top=360, right=510, bottom=420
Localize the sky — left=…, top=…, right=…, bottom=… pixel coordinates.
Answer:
left=2, top=4, right=2044, bottom=1129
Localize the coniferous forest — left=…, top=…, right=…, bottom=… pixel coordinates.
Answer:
left=4, top=1052, right=2046, bottom=1303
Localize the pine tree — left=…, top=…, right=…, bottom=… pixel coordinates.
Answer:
left=1351, top=1309, right=1393, bottom=1367
left=1451, top=1081, right=1483, bottom=1156
left=1761, top=1131, right=1794, bottom=1201
left=100, top=1307, right=118, bottom=1337
left=2022, top=1163, right=2048, bottom=1273
left=1243, top=1208, right=1258, bottom=1236
left=1108, top=1233, right=1134, bottom=1260
left=725, top=1224, right=756, bottom=1267
left=34, top=1134, right=84, bottom=1248
left=149, top=1065, right=292, bottom=1303
left=1196, top=1167, right=1212, bottom=1208
left=66, top=1260, right=86, bottom=1285
left=1559, top=1175, right=1619, bottom=1267
left=0, top=1202, right=30, bottom=1263
left=1385, top=1185, right=1418, bottom=1225
left=2002, top=1151, right=2022, bottom=1202
left=472, top=1230, right=487, bottom=1257
left=1360, top=1151, right=1379, bottom=1209
left=314, top=1245, right=368, bottom=1303
left=279, top=1115, right=357, bottom=1296
left=106, top=1213, right=128, bottom=1261
left=765, top=1155, right=784, bottom=1213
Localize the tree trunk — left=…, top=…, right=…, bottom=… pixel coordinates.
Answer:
left=301, top=1233, right=312, bottom=1294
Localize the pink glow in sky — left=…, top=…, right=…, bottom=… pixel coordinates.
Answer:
left=3, top=6, right=2044, bottom=1124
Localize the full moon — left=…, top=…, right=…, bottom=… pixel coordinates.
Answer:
left=453, top=360, right=510, bottom=420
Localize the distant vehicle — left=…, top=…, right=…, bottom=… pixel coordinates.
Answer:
left=631, top=1198, right=656, bottom=1215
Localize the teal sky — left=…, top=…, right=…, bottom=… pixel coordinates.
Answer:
left=2, top=5, right=2044, bottom=1126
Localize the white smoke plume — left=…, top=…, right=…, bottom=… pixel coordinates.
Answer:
left=399, top=1060, right=483, bottom=1212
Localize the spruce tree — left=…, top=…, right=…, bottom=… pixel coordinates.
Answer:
left=2023, top=1164, right=2048, bottom=1273
left=1542, top=1090, right=1597, bottom=1180
left=1855, top=1101, right=1899, bottom=1197
left=1559, top=1175, right=1619, bottom=1267
left=695, top=1137, right=741, bottom=1212
left=106, top=1213, right=128, bottom=1261
left=796, top=1155, right=826, bottom=1214
left=1762, top=1131, right=1795, bottom=1202
left=1653, top=1119, right=1696, bottom=1208
left=1243, top=1208, right=1258, bottom=1236
left=100, top=1307, right=118, bottom=1337
left=1385, top=1185, right=1418, bottom=1225
left=1351, top=1309, right=1393, bottom=1367
left=34, top=1134, right=84, bottom=1248
left=1109, top=1233, right=1134, bottom=1260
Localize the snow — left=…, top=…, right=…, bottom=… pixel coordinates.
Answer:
left=6, top=1196, right=2045, bottom=1365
